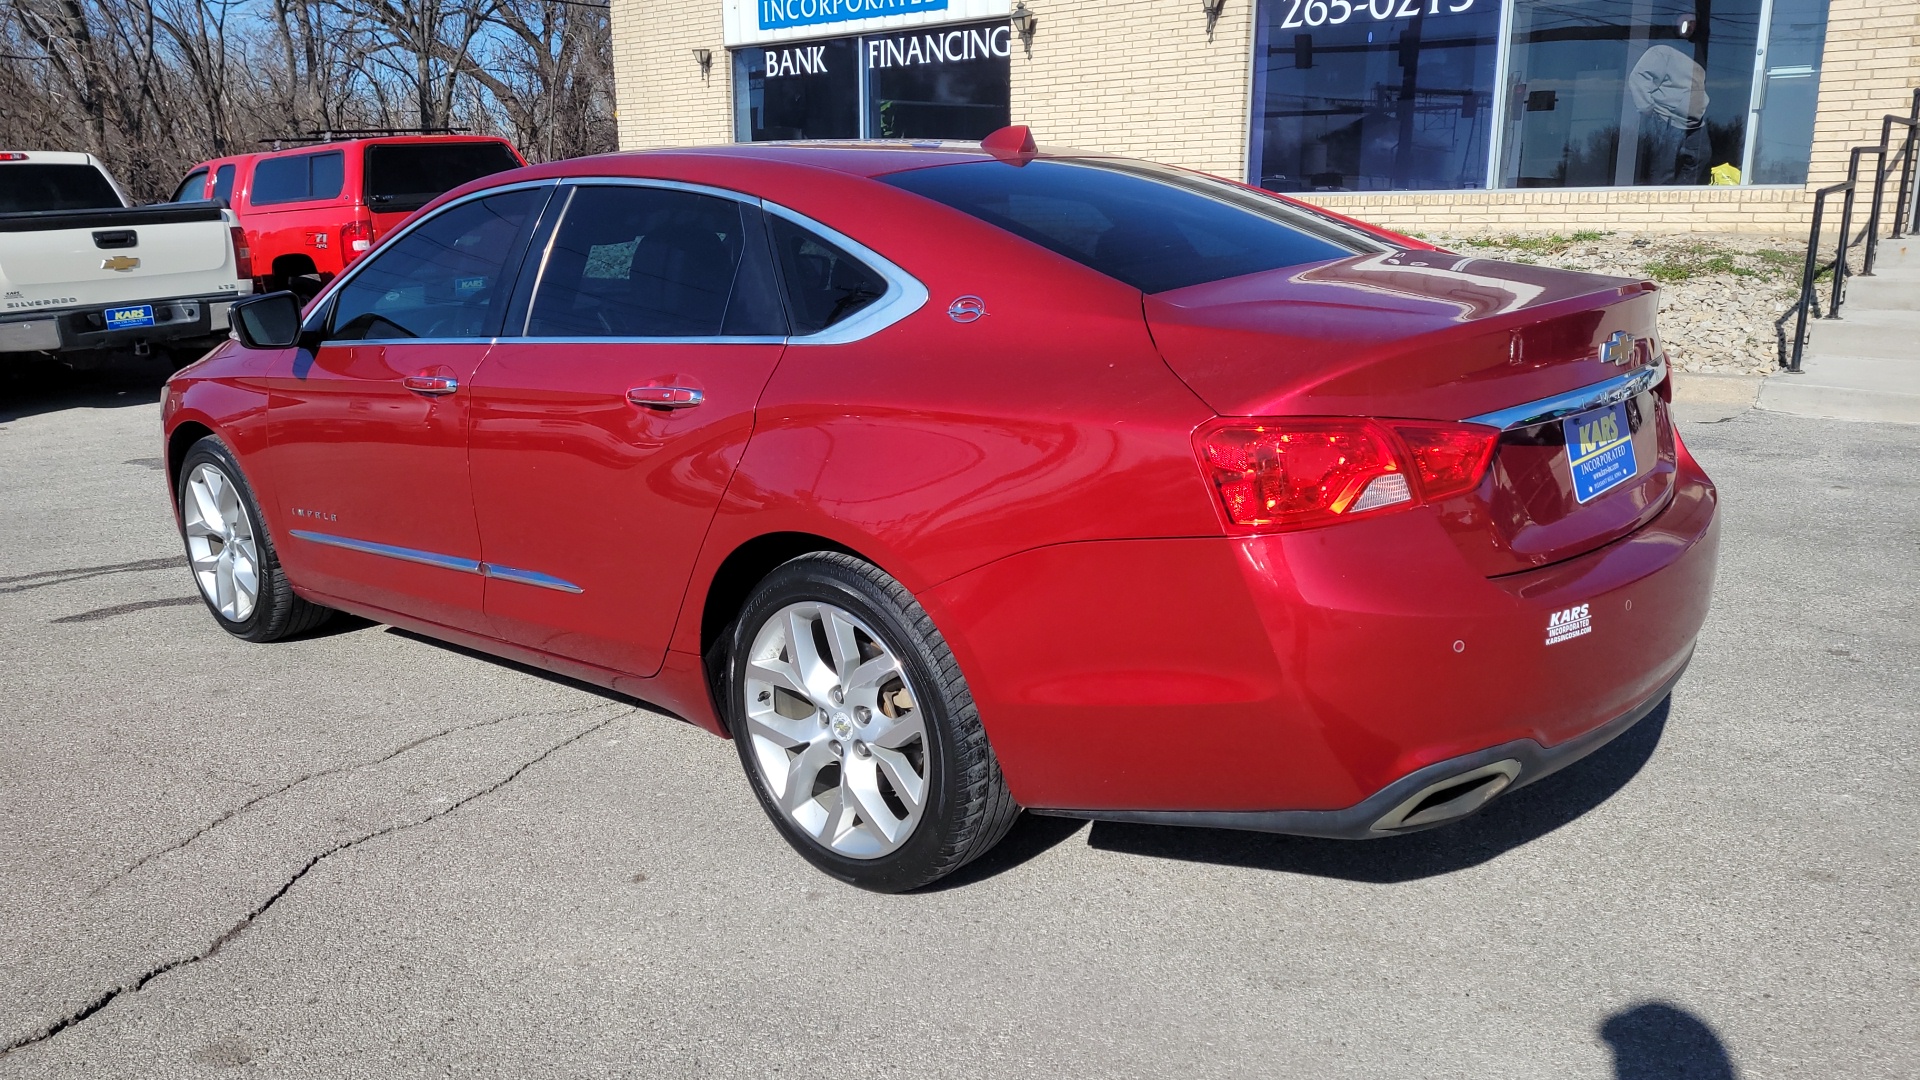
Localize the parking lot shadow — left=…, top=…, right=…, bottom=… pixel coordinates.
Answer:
left=0, top=357, right=173, bottom=424
left=1600, top=1001, right=1738, bottom=1080
left=1082, top=697, right=1670, bottom=883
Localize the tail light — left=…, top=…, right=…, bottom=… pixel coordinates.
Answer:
left=341, top=219, right=373, bottom=263
left=1196, top=418, right=1498, bottom=532
left=229, top=226, right=253, bottom=280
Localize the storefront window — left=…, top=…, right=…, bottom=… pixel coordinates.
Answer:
left=732, top=22, right=1010, bottom=143
left=1748, top=0, right=1830, bottom=184
left=1499, top=0, right=1762, bottom=188
left=733, top=39, right=860, bottom=141
left=866, top=24, right=1011, bottom=139
left=1249, top=0, right=1503, bottom=192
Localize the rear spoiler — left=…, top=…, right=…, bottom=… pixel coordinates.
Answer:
left=0, top=201, right=226, bottom=233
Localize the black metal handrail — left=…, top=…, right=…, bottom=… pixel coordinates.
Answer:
left=1785, top=89, right=1920, bottom=373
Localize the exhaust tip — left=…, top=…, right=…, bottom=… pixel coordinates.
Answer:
left=1372, top=759, right=1522, bottom=832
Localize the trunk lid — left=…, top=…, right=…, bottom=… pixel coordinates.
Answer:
left=1146, top=249, right=1675, bottom=575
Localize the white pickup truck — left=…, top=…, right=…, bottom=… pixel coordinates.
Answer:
left=0, top=150, right=251, bottom=365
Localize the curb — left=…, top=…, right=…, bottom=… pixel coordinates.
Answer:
left=1670, top=372, right=1761, bottom=408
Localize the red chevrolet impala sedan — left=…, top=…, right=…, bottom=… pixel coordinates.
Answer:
left=163, top=129, right=1718, bottom=891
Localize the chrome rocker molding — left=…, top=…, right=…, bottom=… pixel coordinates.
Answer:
left=290, top=530, right=582, bottom=594
left=1031, top=655, right=1690, bottom=840
left=1466, top=357, right=1669, bottom=432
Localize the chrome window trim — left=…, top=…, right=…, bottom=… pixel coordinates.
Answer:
left=508, top=336, right=789, bottom=346
left=761, top=199, right=928, bottom=346
left=290, top=529, right=584, bottom=593
left=1464, top=357, right=1669, bottom=431
left=299, top=173, right=928, bottom=349
left=301, top=177, right=562, bottom=340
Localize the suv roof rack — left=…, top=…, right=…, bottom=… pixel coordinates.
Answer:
left=257, top=127, right=474, bottom=147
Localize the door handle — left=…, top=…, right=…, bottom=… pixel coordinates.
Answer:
left=627, top=386, right=704, bottom=410
left=403, top=375, right=459, bottom=396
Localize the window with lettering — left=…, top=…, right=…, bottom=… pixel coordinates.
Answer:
left=1250, top=0, right=1501, bottom=192
left=732, top=39, right=859, bottom=141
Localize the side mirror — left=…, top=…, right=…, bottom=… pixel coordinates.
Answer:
left=230, top=291, right=306, bottom=350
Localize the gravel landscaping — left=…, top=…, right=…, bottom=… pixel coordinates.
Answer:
left=1419, top=230, right=1809, bottom=376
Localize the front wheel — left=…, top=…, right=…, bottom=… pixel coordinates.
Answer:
left=726, top=553, right=1018, bottom=892
left=176, top=436, right=333, bottom=642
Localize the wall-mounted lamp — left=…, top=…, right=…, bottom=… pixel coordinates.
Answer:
left=1201, top=0, right=1227, bottom=42
left=1011, top=2, right=1037, bottom=57
left=692, top=48, right=714, bottom=79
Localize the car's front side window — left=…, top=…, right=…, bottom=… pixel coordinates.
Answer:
left=170, top=169, right=207, bottom=203
left=521, top=184, right=785, bottom=339
left=326, top=187, right=546, bottom=342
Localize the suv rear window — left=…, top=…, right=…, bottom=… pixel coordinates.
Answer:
left=882, top=159, right=1382, bottom=294
left=0, top=164, right=121, bottom=213
left=251, top=151, right=345, bottom=205
left=365, top=142, right=521, bottom=213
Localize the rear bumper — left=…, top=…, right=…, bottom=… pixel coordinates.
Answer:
left=922, top=442, right=1719, bottom=820
left=1033, top=655, right=1685, bottom=838
left=0, top=290, right=242, bottom=356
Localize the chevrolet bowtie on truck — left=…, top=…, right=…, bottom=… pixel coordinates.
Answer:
left=1, top=151, right=251, bottom=367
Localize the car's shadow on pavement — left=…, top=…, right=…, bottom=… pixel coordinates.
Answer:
left=1075, top=698, right=1671, bottom=884
left=0, top=357, right=173, bottom=424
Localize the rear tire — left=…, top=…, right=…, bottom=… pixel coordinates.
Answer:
left=176, top=436, right=332, bottom=642
left=725, top=553, right=1019, bottom=892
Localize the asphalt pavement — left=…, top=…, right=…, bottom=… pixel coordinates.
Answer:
left=1, top=361, right=1914, bottom=1078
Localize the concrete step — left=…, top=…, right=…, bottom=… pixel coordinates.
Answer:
left=1759, top=354, right=1920, bottom=424
left=1870, top=236, right=1918, bottom=270
left=1805, top=308, right=1920, bottom=359
left=1844, top=267, right=1920, bottom=310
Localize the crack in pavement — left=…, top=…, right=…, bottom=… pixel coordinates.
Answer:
left=93, top=700, right=618, bottom=895
left=0, top=557, right=184, bottom=594
left=2, top=707, right=630, bottom=1059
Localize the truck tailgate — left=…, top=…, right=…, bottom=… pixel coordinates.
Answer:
left=0, top=203, right=234, bottom=300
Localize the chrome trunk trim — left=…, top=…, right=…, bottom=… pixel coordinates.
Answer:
left=1465, top=358, right=1668, bottom=431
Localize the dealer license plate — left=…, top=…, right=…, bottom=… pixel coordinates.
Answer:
left=1563, top=401, right=1638, bottom=503
left=104, top=304, right=155, bottom=330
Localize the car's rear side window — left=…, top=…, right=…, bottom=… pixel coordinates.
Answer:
left=366, top=142, right=522, bottom=213
left=882, top=159, right=1381, bottom=294
left=768, top=216, right=887, bottom=336
left=522, top=185, right=785, bottom=339
left=212, top=164, right=237, bottom=205
left=0, top=164, right=121, bottom=212
left=251, top=151, right=345, bottom=205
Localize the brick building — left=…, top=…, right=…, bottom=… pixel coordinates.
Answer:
left=610, top=0, right=1920, bottom=235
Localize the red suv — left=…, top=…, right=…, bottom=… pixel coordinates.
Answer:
left=172, top=134, right=524, bottom=293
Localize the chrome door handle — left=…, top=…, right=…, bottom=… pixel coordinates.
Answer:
left=627, top=386, right=704, bottom=409
left=403, top=375, right=459, bottom=396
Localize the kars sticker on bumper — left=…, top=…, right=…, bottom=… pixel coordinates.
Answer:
left=1546, top=603, right=1592, bottom=646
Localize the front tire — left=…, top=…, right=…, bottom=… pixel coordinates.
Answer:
left=176, top=436, right=332, bottom=642
left=726, top=553, right=1018, bottom=892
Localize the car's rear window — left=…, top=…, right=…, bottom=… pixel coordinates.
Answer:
left=882, top=158, right=1383, bottom=294
left=365, top=142, right=521, bottom=213
left=0, top=164, right=122, bottom=213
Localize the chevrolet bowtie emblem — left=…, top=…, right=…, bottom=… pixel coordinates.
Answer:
left=1599, top=330, right=1636, bottom=366
left=101, top=255, right=141, bottom=272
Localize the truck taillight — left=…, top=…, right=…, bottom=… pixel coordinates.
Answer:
left=341, top=220, right=373, bottom=263
left=1196, top=418, right=1497, bottom=532
left=229, top=226, right=253, bottom=280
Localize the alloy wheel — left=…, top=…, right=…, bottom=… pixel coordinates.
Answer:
left=181, top=462, right=261, bottom=623
left=741, top=601, right=930, bottom=859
